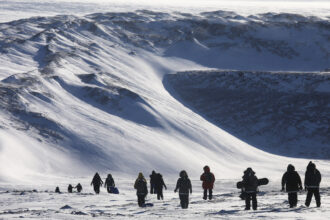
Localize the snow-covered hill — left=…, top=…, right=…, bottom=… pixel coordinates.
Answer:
left=0, top=8, right=329, bottom=182
left=166, top=70, right=330, bottom=159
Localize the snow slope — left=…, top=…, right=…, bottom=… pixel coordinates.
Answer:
left=0, top=1, right=330, bottom=218
left=0, top=2, right=329, bottom=181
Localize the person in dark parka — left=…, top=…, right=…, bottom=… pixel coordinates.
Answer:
left=281, top=164, right=303, bottom=208
left=242, top=168, right=258, bottom=210
left=174, top=170, right=192, bottom=209
left=200, top=165, right=215, bottom=200
left=304, top=161, right=322, bottom=207
left=149, top=171, right=157, bottom=194
left=104, top=174, right=115, bottom=193
left=134, top=172, right=148, bottom=207
left=75, top=183, right=82, bottom=193
left=55, top=186, right=60, bottom=193
left=68, top=184, right=73, bottom=193
left=154, top=173, right=167, bottom=200
left=91, top=172, right=103, bottom=194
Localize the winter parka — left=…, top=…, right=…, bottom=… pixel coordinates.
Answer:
left=200, top=166, right=215, bottom=189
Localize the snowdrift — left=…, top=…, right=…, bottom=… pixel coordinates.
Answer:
left=0, top=10, right=329, bottom=182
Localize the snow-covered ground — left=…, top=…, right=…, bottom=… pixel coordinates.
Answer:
left=0, top=0, right=329, bottom=219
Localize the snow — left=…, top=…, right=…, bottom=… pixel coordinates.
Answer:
left=0, top=0, right=329, bottom=219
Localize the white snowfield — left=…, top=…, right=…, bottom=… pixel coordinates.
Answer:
left=0, top=0, right=329, bottom=219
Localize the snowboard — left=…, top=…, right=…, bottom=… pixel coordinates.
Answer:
left=236, top=178, right=269, bottom=189
left=109, top=186, right=119, bottom=194
left=142, top=203, right=154, bottom=207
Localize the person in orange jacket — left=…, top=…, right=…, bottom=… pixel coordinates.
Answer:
left=200, top=165, right=215, bottom=200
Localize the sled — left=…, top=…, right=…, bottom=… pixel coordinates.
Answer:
left=142, top=203, right=154, bottom=207
left=236, top=178, right=269, bottom=189
left=109, top=186, right=119, bottom=194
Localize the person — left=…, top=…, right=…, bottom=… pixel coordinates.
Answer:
left=68, top=184, right=73, bottom=193
left=134, top=172, right=148, bottom=207
left=281, top=164, right=303, bottom=208
left=200, top=165, right=215, bottom=200
left=242, top=167, right=258, bottom=210
left=75, top=183, right=82, bottom=193
left=55, top=186, right=60, bottom=193
left=174, top=170, right=192, bottom=209
left=304, top=161, right=321, bottom=207
left=104, top=174, right=115, bottom=193
left=91, top=172, right=103, bottom=194
left=149, top=171, right=157, bottom=194
left=154, top=173, right=167, bottom=200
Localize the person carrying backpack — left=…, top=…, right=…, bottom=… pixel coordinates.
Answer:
left=200, top=165, right=215, bottom=200
left=174, top=170, right=192, bottom=209
left=242, top=168, right=258, bottom=210
left=149, top=171, right=157, bottom=194
left=154, top=173, right=167, bottom=200
left=75, top=183, right=82, bottom=193
left=134, top=172, right=148, bottom=207
left=281, top=164, right=303, bottom=208
left=104, top=174, right=115, bottom=193
left=304, top=161, right=322, bottom=207
left=91, top=172, right=103, bottom=194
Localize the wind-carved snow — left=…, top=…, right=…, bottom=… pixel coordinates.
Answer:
left=0, top=10, right=329, bottom=180
left=0, top=7, right=330, bottom=220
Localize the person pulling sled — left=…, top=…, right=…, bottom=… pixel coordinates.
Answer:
left=104, top=174, right=115, bottom=193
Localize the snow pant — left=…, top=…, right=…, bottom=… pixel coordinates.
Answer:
left=305, top=188, right=321, bottom=207
left=245, top=192, right=257, bottom=210
left=94, top=185, right=100, bottom=194
left=203, top=189, right=213, bottom=200
left=156, top=188, right=164, bottom=200
left=288, top=192, right=298, bottom=208
left=150, top=184, right=155, bottom=194
left=179, top=194, right=189, bottom=209
left=137, top=194, right=146, bottom=207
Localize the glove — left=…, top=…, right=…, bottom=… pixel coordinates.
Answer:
left=190, top=190, right=192, bottom=194
left=174, top=189, right=177, bottom=193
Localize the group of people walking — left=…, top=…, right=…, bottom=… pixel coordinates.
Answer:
left=281, top=161, right=321, bottom=208
left=55, top=161, right=322, bottom=210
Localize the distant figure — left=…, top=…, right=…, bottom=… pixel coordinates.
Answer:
left=154, top=173, right=167, bottom=200
left=242, top=168, right=258, bottom=210
left=174, top=170, right=192, bottom=209
left=200, top=165, right=215, bottom=200
left=305, top=161, right=321, bottom=207
left=149, top=171, right=157, bottom=194
left=134, top=172, right=148, bottom=207
left=104, top=174, right=115, bottom=193
left=91, top=172, right=103, bottom=194
left=75, top=183, right=82, bottom=193
left=55, top=186, right=60, bottom=193
left=281, top=164, right=302, bottom=208
left=68, top=184, right=73, bottom=193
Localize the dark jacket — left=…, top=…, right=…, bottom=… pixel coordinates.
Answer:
left=154, top=173, right=166, bottom=191
left=134, top=177, right=148, bottom=195
left=200, top=166, right=215, bottom=189
left=91, top=173, right=103, bottom=186
left=305, top=162, right=321, bottom=188
left=282, top=164, right=302, bottom=192
left=150, top=171, right=157, bottom=186
left=175, top=171, right=192, bottom=195
left=105, top=175, right=115, bottom=188
left=242, top=168, right=258, bottom=193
